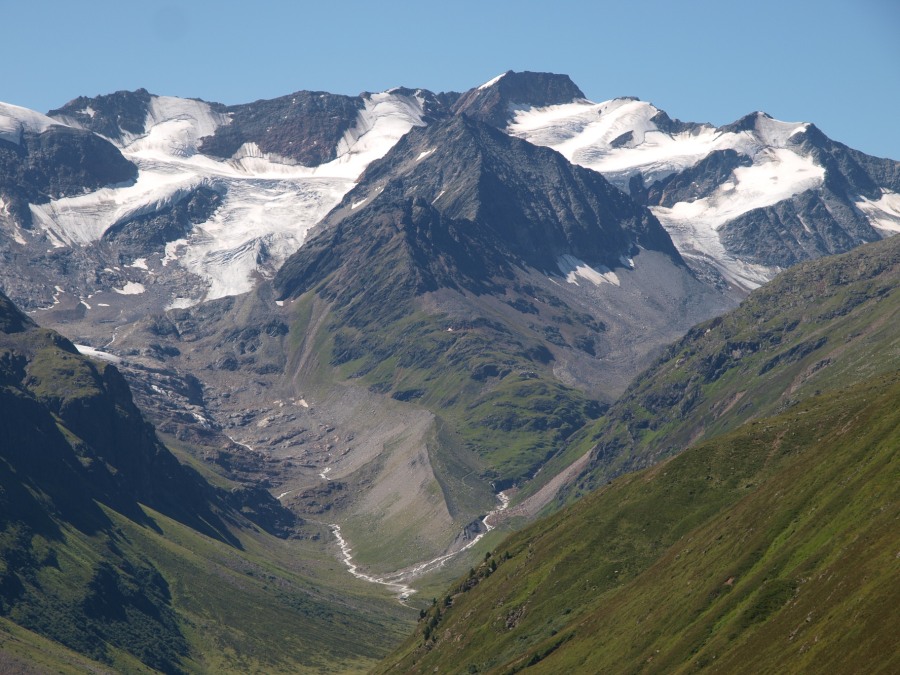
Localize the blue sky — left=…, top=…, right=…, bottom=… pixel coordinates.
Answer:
left=3, top=0, right=898, bottom=159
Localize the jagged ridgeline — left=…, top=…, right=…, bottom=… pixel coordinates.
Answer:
left=0, top=291, right=408, bottom=673
left=376, top=235, right=900, bottom=674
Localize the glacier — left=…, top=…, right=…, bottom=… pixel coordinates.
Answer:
left=15, top=90, right=430, bottom=305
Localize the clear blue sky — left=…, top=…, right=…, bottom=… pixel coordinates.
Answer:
left=2, top=0, right=898, bottom=159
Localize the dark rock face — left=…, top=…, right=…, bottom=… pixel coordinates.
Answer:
left=649, top=109, right=708, bottom=135
left=0, top=292, right=36, bottom=333
left=0, top=127, right=136, bottom=228
left=717, top=111, right=768, bottom=135
left=199, top=88, right=453, bottom=166
left=197, top=91, right=365, bottom=165
left=0, top=290, right=295, bottom=540
left=102, top=184, right=223, bottom=258
left=794, top=124, right=885, bottom=199
left=720, top=189, right=880, bottom=267
left=48, top=89, right=153, bottom=141
left=638, top=149, right=752, bottom=207
left=452, top=71, right=585, bottom=127
left=276, top=115, right=680, bottom=302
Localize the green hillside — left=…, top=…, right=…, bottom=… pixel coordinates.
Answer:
left=568, top=234, right=899, bottom=495
left=376, top=235, right=900, bottom=673
left=0, top=292, right=409, bottom=672
left=377, top=370, right=900, bottom=674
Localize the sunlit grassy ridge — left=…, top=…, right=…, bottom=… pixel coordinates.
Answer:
left=377, top=236, right=900, bottom=673
left=571, top=235, right=899, bottom=494
left=378, top=371, right=900, bottom=674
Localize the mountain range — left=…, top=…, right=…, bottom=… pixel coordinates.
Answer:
left=2, top=71, right=897, bottom=315
left=0, top=71, right=897, bottom=672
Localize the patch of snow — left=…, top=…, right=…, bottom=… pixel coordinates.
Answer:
left=652, top=210, right=778, bottom=291
left=113, top=282, right=145, bottom=295
left=478, top=73, right=507, bottom=90
left=16, top=89, right=431, bottom=307
left=74, top=344, right=121, bottom=363
left=162, top=238, right=186, bottom=266
left=0, top=102, right=59, bottom=145
left=509, top=99, right=820, bottom=196
left=166, top=297, right=197, bottom=310
left=509, top=98, right=722, bottom=186
left=752, top=113, right=808, bottom=147
left=322, top=90, right=429, bottom=180
left=225, top=434, right=255, bottom=453
left=648, top=145, right=825, bottom=290
left=127, top=257, right=149, bottom=270
left=34, top=286, right=65, bottom=311
left=126, top=96, right=228, bottom=159
left=351, top=197, right=368, bottom=209
left=416, top=148, right=435, bottom=162
left=558, top=254, right=620, bottom=287
left=29, top=173, right=211, bottom=246
left=656, top=148, right=824, bottom=231
left=0, top=198, right=28, bottom=245
left=162, top=89, right=429, bottom=302
left=8, top=229, right=27, bottom=246
left=191, top=412, right=211, bottom=427
left=856, top=190, right=900, bottom=234
left=227, top=142, right=301, bottom=173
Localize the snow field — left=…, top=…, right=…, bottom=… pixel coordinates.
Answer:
left=15, top=90, right=430, bottom=305
left=511, top=100, right=823, bottom=291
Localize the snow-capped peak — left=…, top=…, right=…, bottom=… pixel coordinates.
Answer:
left=508, top=97, right=828, bottom=292
left=0, top=102, right=62, bottom=145
left=509, top=97, right=711, bottom=183
left=322, top=89, right=429, bottom=180
left=478, top=72, right=509, bottom=90
left=747, top=112, right=810, bottom=147
left=124, top=95, right=230, bottom=158
left=20, top=86, right=434, bottom=308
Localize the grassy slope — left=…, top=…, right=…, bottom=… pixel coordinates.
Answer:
left=0, top=295, right=412, bottom=673
left=377, top=371, right=900, bottom=674
left=0, top=493, right=410, bottom=674
left=320, top=297, right=603, bottom=490
left=112, top=507, right=410, bottom=674
left=571, top=235, right=899, bottom=494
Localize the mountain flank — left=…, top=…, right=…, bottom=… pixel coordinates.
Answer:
left=376, top=236, right=900, bottom=673
left=567, top=233, right=900, bottom=497
left=0, top=291, right=411, bottom=673
left=378, top=371, right=900, bottom=674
